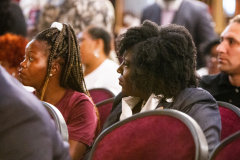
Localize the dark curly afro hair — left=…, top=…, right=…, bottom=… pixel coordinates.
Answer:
left=116, top=20, right=200, bottom=99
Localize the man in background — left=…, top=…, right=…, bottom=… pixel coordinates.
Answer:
left=200, top=15, right=240, bottom=108
left=141, top=0, right=215, bottom=69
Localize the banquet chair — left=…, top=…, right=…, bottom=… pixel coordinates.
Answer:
left=209, top=130, right=240, bottom=160
left=217, top=101, right=240, bottom=140
left=88, top=109, right=208, bottom=160
left=88, top=88, right=115, bottom=104
left=42, top=101, right=69, bottom=142
left=95, top=97, right=115, bottom=135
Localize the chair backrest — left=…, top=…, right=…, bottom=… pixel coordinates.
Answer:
left=88, top=88, right=115, bottom=104
left=217, top=101, right=240, bottom=140
left=89, top=109, right=208, bottom=160
left=209, top=130, right=240, bottom=160
left=42, top=101, right=69, bottom=142
left=95, top=97, right=115, bottom=135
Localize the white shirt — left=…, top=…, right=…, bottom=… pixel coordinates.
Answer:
left=197, top=67, right=209, bottom=77
left=84, top=59, right=121, bottom=95
left=155, top=0, right=183, bottom=25
left=120, top=94, right=164, bottom=121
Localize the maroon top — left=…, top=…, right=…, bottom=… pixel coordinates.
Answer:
left=55, top=89, right=97, bottom=146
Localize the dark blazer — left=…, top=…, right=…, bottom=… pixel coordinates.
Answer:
left=0, top=66, right=70, bottom=160
left=141, top=0, right=215, bottom=68
left=102, top=88, right=221, bottom=154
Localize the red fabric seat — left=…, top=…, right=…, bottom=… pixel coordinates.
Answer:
left=209, top=130, right=240, bottom=160
left=89, top=109, right=208, bottom=160
left=95, top=98, right=115, bottom=136
left=88, top=88, right=115, bottom=104
left=217, top=101, right=240, bottom=140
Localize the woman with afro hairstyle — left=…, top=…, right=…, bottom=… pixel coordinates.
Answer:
left=19, top=22, right=98, bottom=160
left=102, top=20, right=221, bottom=155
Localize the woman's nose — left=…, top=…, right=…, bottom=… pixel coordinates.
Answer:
left=117, top=63, right=123, bottom=74
left=216, top=42, right=226, bottom=54
left=20, top=59, right=26, bottom=68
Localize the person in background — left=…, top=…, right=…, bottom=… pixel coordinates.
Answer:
left=79, top=26, right=121, bottom=95
left=0, top=0, right=27, bottom=37
left=19, top=0, right=64, bottom=39
left=37, top=0, right=119, bottom=64
left=141, top=0, right=215, bottom=69
left=0, top=65, right=70, bottom=160
left=118, top=12, right=141, bottom=35
left=200, top=15, right=240, bottom=108
left=0, top=33, right=28, bottom=81
left=197, top=38, right=220, bottom=76
left=38, top=0, right=114, bottom=35
left=103, top=21, right=221, bottom=155
left=19, top=22, right=98, bottom=160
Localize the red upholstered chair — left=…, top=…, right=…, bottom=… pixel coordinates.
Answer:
left=88, top=88, right=115, bottom=104
left=209, top=130, right=240, bottom=160
left=42, top=101, right=69, bottom=142
left=88, top=109, right=208, bottom=160
left=96, top=97, right=115, bottom=135
left=217, top=101, right=240, bottom=140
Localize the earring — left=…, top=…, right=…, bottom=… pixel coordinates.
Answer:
left=50, top=73, right=53, bottom=76
left=93, top=49, right=99, bottom=58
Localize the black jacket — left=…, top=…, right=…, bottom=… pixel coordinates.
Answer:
left=200, top=72, right=240, bottom=107
left=103, top=88, right=221, bottom=154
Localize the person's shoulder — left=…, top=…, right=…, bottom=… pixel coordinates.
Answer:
left=174, top=87, right=216, bottom=108
left=10, top=1, right=21, bottom=9
left=0, top=67, right=70, bottom=160
left=0, top=67, right=44, bottom=114
left=181, top=0, right=208, bottom=14
left=180, top=87, right=213, bottom=99
left=70, top=90, right=94, bottom=106
left=200, top=73, right=222, bottom=86
left=183, top=0, right=208, bottom=8
left=71, top=90, right=92, bottom=102
left=142, top=2, right=159, bottom=12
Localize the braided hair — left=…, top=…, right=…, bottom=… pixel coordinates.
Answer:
left=35, top=23, right=88, bottom=100
left=116, top=20, right=200, bottom=99
left=35, top=23, right=100, bottom=131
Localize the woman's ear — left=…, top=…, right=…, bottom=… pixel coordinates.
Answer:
left=95, top=39, right=104, bottom=50
left=50, top=62, right=61, bottom=76
left=96, top=39, right=104, bottom=53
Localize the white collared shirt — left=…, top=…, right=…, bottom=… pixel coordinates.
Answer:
left=120, top=94, right=164, bottom=121
left=156, top=0, right=183, bottom=10
left=155, top=0, right=183, bottom=26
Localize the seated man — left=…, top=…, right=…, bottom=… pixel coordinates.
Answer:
left=200, top=15, right=240, bottom=108
left=102, top=21, right=221, bottom=155
left=0, top=65, right=70, bottom=160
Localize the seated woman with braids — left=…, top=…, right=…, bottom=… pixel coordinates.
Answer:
left=102, top=21, right=221, bottom=155
left=19, top=22, right=98, bottom=160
